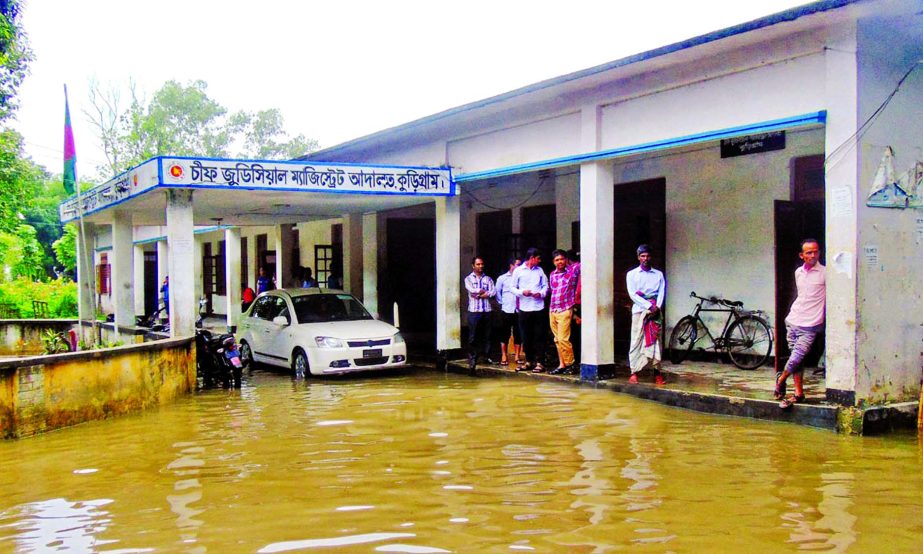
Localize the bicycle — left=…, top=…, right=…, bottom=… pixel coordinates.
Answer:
left=668, top=291, right=773, bottom=370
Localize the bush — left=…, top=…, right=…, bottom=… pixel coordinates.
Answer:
left=0, top=277, right=78, bottom=318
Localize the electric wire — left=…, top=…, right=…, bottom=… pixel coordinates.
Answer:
left=825, top=60, right=922, bottom=169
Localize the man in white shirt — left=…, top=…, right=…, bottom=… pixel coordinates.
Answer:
left=494, top=257, right=522, bottom=366
left=512, top=248, right=548, bottom=372
left=626, top=244, right=666, bottom=385
left=776, top=238, right=825, bottom=409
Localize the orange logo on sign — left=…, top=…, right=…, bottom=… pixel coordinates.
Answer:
left=169, top=165, right=184, bottom=178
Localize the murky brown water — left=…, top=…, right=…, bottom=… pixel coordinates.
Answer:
left=1, top=369, right=922, bottom=553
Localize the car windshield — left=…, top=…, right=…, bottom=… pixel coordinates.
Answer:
left=292, top=294, right=373, bottom=323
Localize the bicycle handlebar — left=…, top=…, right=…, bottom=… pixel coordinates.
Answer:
left=689, top=291, right=744, bottom=308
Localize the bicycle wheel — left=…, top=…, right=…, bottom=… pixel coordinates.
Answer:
left=668, top=316, right=699, bottom=364
left=725, top=315, right=773, bottom=370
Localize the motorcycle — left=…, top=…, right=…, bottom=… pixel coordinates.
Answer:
left=195, top=298, right=244, bottom=389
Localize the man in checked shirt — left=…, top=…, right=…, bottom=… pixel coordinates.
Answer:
left=464, top=256, right=496, bottom=371
left=548, top=249, right=581, bottom=375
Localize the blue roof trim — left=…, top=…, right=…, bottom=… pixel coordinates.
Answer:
left=305, top=0, right=855, bottom=159
left=455, top=111, right=827, bottom=182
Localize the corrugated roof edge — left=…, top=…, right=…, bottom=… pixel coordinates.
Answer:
left=300, top=0, right=859, bottom=161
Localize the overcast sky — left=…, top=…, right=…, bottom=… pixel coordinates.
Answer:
left=15, top=0, right=809, bottom=181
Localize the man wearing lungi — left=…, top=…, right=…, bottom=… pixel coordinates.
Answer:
left=626, top=244, right=666, bottom=385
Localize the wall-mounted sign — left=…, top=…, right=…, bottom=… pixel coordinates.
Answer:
left=720, top=131, right=786, bottom=158
left=59, top=157, right=455, bottom=223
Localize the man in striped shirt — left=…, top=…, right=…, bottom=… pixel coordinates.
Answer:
left=464, top=256, right=496, bottom=370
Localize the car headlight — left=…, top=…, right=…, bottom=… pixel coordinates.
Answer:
left=392, top=332, right=405, bottom=345
left=315, top=336, right=345, bottom=348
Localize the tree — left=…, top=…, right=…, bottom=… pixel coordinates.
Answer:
left=0, top=128, right=42, bottom=233
left=52, top=223, right=77, bottom=274
left=0, top=0, right=31, bottom=123
left=22, top=173, right=72, bottom=276
left=240, top=108, right=319, bottom=160
left=87, top=79, right=318, bottom=176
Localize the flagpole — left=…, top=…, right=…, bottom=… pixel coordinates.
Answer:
left=66, top=84, right=97, bottom=347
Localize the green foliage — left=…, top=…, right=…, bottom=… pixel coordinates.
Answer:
left=22, top=174, right=72, bottom=276
left=41, top=328, right=71, bottom=354
left=52, top=223, right=77, bottom=273
left=0, top=224, right=43, bottom=281
left=0, top=0, right=32, bottom=123
left=0, top=128, right=42, bottom=233
left=0, top=277, right=78, bottom=318
left=88, top=79, right=319, bottom=176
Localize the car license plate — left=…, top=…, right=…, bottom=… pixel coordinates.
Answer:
left=363, top=348, right=382, bottom=358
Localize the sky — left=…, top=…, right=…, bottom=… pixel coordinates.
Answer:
left=14, top=0, right=810, bottom=181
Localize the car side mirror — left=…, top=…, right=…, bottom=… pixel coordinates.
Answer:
left=272, top=315, right=289, bottom=327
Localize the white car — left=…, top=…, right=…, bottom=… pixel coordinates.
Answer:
left=236, top=288, right=407, bottom=375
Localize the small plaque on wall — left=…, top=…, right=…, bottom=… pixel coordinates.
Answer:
left=720, top=131, right=786, bottom=158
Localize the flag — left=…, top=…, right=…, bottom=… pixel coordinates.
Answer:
left=63, top=85, right=76, bottom=195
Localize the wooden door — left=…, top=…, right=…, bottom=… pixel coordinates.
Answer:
left=477, top=209, right=512, bottom=277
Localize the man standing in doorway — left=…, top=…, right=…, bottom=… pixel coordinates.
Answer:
left=256, top=267, right=274, bottom=294
left=494, top=256, right=522, bottom=366
left=549, top=249, right=581, bottom=375
left=513, top=248, right=548, bottom=373
left=160, top=275, right=169, bottom=316
left=464, top=256, right=496, bottom=371
left=626, top=244, right=666, bottom=385
left=776, top=238, right=825, bottom=409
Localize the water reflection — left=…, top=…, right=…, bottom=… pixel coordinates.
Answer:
left=0, top=370, right=919, bottom=551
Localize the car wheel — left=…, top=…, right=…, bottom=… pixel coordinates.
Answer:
left=239, top=340, right=253, bottom=368
left=292, top=348, right=310, bottom=377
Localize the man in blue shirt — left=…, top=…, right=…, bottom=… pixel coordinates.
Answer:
left=626, top=244, right=666, bottom=385
left=256, top=267, right=274, bottom=294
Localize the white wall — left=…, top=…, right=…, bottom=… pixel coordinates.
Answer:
left=853, top=12, right=923, bottom=402
left=612, top=128, right=826, bottom=338
left=601, top=53, right=826, bottom=150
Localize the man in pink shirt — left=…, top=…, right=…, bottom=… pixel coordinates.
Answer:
left=776, top=238, right=826, bottom=409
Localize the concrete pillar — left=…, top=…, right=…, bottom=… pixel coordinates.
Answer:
left=156, top=238, right=168, bottom=310
left=166, top=189, right=196, bottom=337
left=435, top=196, right=462, bottom=351
left=343, top=213, right=363, bottom=297
left=194, top=237, right=203, bottom=306
left=225, top=227, right=242, bottom=331
left=109, top=211, right=134, bottom=331
left=822, top=26, right=859, bottom=405
left=133, top=243, right=145, bottom=316
left=272, top=224, right=296, bottom=289
left=362, top=213, right=378, bottom=315
left=75, top=221, right=97, bottom=341
left=578, top=104, right=615, bottom=379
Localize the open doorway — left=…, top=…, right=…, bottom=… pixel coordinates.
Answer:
left=774, top=154, right=826, bottom=371
left=386, top=218, right=436, bottom=350
left=613, top=178, right=666, bottom=357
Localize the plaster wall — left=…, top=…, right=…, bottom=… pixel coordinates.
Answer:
left=0, top=337, right=195, bottom=439
left=448, top=113, right=582, bottom=175
left=853, top=13, right=923, bottom=403
left=372, top=141, right=448, bottom=168
left=611, top=127, right=826, bottom=338
left=600, top=53, right=825, bottom=150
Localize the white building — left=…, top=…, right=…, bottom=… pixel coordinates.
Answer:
left=64, top=0, right=923, bottom=408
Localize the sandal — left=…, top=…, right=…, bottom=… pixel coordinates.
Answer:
left=532, top=364, right=545, bottom=373
left=779, top=394, right=805, bottom=410
left=774, top=375, right=786, bottom=400
left=500, top=357, right=508, bottom=366
left=515, top=361, right=527, bottom=373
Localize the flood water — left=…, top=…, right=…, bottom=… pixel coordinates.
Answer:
left=1, top=369, right=922, bottom=553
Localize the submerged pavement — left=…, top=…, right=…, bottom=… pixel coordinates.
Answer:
left=443, top=358, right=918, bottom=435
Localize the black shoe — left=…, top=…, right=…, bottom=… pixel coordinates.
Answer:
left=467, top=356, right=476, bottom=371
left=486, top=358, right=498, bottom=365
left=563, top=364, right=578, bottom=375
left=549, top=367, right=567, bottom=375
